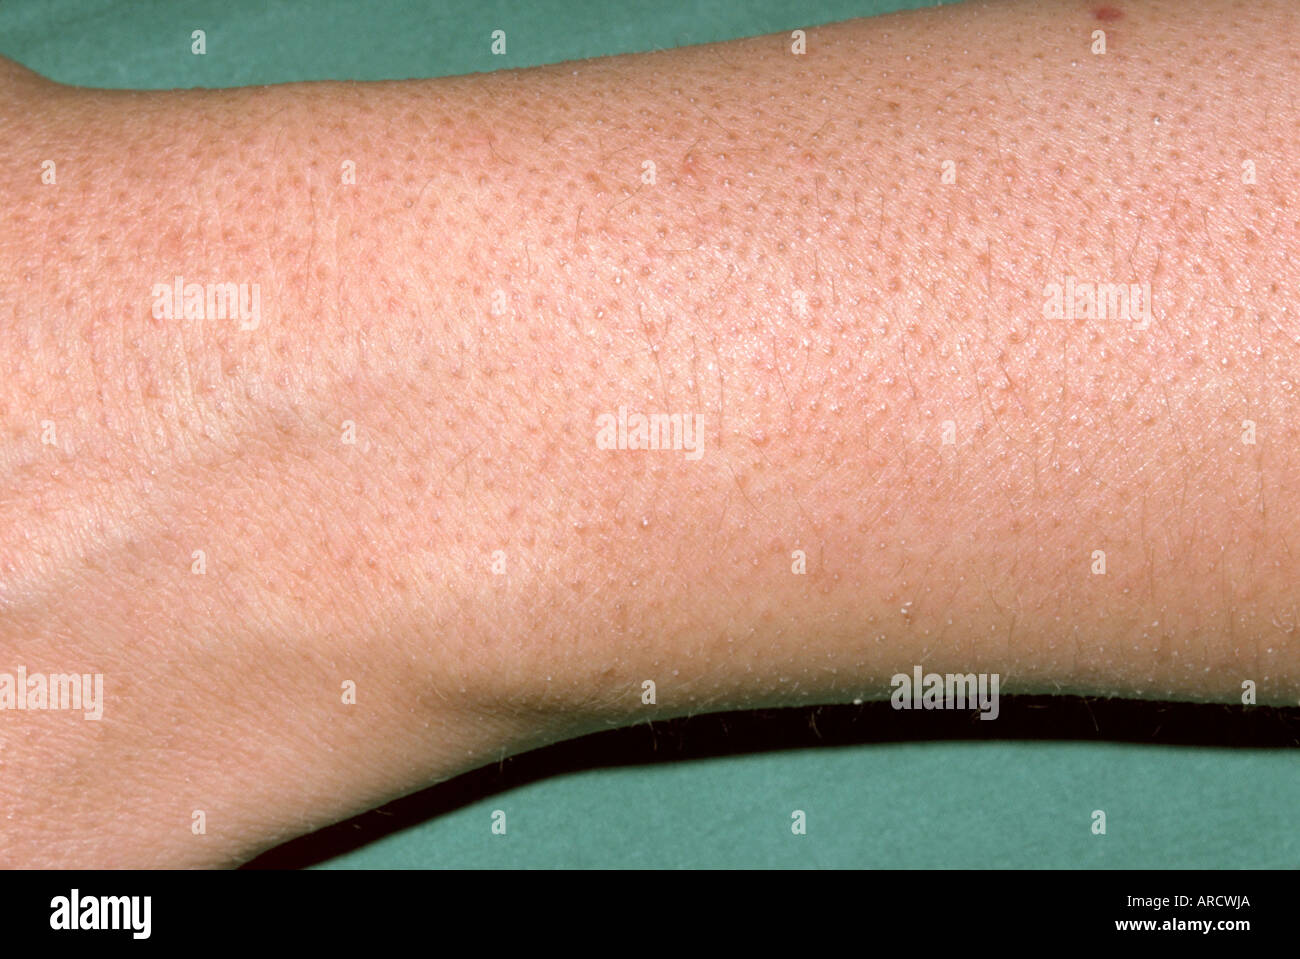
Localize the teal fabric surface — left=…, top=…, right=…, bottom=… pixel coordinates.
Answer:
left=3, top=0, right=1295, bottom=869
left=314, top=740, right=1296, bottom=869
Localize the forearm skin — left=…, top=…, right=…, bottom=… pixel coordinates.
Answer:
left=0, top=0, right=1297, bottom=866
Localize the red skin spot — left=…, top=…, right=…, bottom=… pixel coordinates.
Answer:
left=1093, top=6, right=1123, bottom=20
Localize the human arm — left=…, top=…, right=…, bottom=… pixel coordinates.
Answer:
left=1, top=0, right=1297, bottom=867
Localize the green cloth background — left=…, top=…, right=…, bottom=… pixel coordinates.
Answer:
left=3, top=0, right=1295, bottom=869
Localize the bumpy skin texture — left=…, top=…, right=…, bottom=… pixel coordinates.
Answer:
left=0, top=0, right=1298, bottom=865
